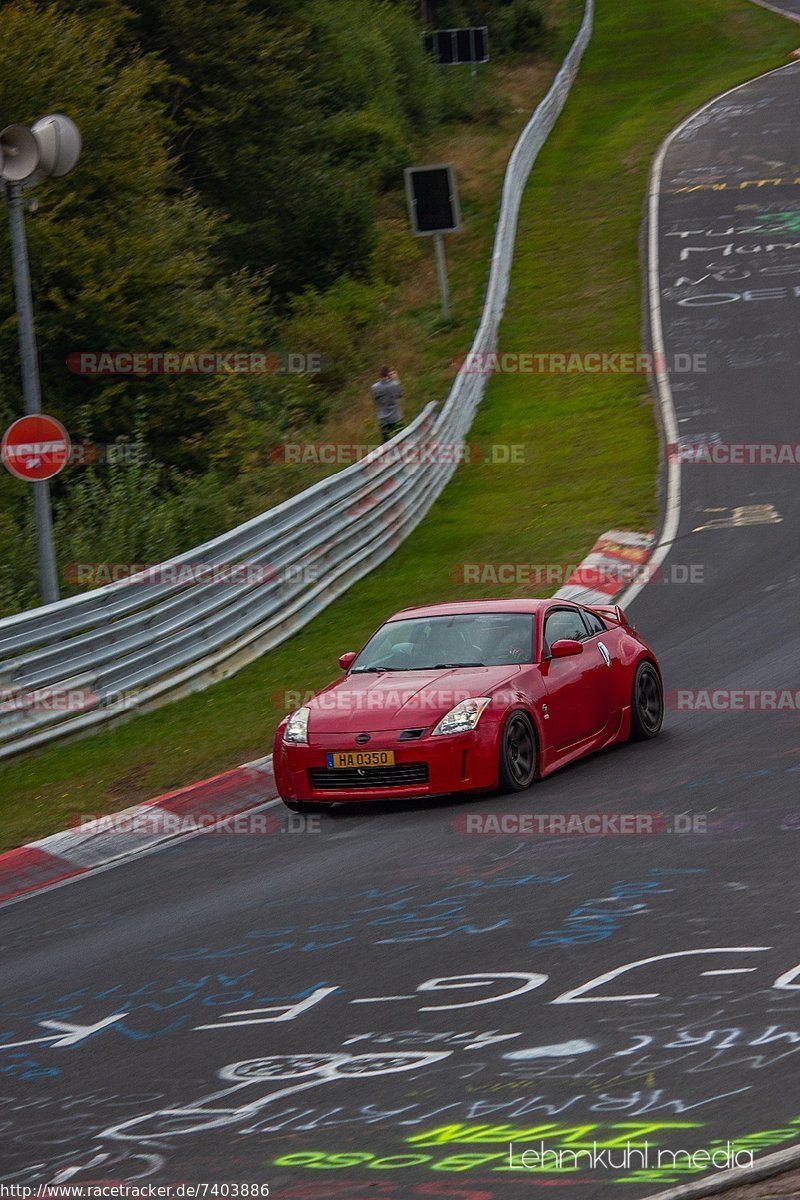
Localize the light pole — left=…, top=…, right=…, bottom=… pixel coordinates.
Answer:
left=1, top=114, right=81, bottom=606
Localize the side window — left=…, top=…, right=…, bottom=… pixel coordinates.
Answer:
left=543, top=608, right=588, bottom=653
left=581, top=609, right=606, bottom=637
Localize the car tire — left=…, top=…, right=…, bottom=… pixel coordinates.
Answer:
left=630, top=661, right=664, bottom=740
left=498, top=711, right=537, bottom=793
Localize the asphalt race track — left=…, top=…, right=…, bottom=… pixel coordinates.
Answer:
left=3, top=44, right=800, bottom=1200
left=751, top=0, right=800, bottom=20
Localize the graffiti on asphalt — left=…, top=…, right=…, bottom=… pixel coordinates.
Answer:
left=102, top=1053, right=452, bottom=1140
left=159, top=874, right=572, bottom=959
left=4, top=944, right=800, bottom=1058
left=527, top=880, right=669, bottom=947
left=270, top=1114, right=800, bottom=1181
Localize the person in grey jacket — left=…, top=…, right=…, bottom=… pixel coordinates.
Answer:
left=371, top=365, right=404, bottom=443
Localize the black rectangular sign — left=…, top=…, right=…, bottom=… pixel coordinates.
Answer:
left=404, top=164, right=461, bottom=235
left=422, top=27, right=489, bottom=66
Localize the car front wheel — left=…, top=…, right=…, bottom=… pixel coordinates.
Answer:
left=498, top=711, right=537, bottom=793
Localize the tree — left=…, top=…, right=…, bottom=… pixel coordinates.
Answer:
left=0, top=0, right=280, bottom=473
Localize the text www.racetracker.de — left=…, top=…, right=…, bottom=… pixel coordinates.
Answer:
left=0, top=1187, right=270, bottom=1198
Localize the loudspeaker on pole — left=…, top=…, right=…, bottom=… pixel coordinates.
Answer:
left=0, top=124, right=40, bottom=183
left=31, top=114, right=81, bottom=177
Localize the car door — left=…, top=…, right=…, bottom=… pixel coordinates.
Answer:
left=577, top=606, right=619, bottom=729
left=539, top=606, right=608, bottom=749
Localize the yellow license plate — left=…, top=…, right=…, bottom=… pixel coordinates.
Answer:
left=327, top=750, right=396, bottom=769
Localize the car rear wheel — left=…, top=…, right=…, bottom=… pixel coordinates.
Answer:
left=498, top=711, right=537, bottom=793
left=630, top=661, right=663, bottom=740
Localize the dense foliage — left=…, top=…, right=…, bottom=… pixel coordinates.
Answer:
left=0, top=0, right=552, bottom=614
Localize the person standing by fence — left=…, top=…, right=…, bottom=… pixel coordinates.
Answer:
left=371, top=365, right=404, bottom=443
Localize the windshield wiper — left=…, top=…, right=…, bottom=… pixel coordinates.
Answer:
left=431, top=662, right=484, bottom=669
left=350, top=665, right=405, bottom=673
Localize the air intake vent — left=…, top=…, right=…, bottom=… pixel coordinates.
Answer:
left=309, top=763, right=429, bottom=790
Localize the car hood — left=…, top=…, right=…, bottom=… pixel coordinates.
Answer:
left=306, top=665, right=522, bottom=733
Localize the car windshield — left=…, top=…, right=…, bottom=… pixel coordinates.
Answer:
left=351, top=613, right=535, bottom=671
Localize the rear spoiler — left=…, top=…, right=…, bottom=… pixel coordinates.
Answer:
left=585, top=603, right=634, bottom=630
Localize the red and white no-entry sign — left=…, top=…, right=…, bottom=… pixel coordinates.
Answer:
left=1, top=414, right=71, bottom=481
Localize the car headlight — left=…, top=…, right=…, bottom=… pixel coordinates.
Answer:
left=431, top=697, right=491, bottom=736
left=283, top=706, right=310, bottom=744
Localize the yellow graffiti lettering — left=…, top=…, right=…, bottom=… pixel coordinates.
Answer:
left=432, top=1153, right=508, bottom=1171
left=405, top=1120, right=700, bottom=1148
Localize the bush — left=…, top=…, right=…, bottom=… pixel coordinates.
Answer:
left=323, top=108, right=409, bottom=186
left=382, top=4, right=443, bottom=136
left=283, top=276, right=392, bottom=392
left=492, top=0, right=552, bottom=55
left=371, top=219, right=423, bottom=287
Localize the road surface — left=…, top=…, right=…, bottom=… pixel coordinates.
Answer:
left=2, top=44, right=800, bottom=1200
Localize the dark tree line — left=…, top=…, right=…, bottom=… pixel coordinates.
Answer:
left=0, top=0, right=551, bottom=613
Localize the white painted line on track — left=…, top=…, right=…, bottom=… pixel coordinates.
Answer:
left=617, top=61, right=800, bottom=611
left=747, top=0, right=800, bottom=23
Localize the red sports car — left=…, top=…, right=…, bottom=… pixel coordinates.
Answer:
left=273, top=598, right=663, bottom=811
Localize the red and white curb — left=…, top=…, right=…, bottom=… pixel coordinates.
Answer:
left=555, top=528, right=655, bottom=604
left=0, top=754, right=276, bottom=906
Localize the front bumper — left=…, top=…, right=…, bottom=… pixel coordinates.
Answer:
left=273, top=724, right=500, bottom=804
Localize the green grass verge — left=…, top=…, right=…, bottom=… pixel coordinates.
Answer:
left=1, top=0, right=794, bottom=850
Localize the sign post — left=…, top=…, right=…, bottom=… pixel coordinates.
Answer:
left=404, top=163, right=461, bottom=321
left=1, top=113, right=81, bottom=606
left=422, top=27, right=489, bottom=113
left=433, top=233, right=450, bottom=321
left=5, top=183, right=63, bottom=605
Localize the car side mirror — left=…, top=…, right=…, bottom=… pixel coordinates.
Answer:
left=549, top=638, right=584, bottom=659
left=338, top=652, right=357, bottom=671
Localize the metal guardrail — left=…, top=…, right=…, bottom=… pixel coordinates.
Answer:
left=0, top=0, right=594, bottom=759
